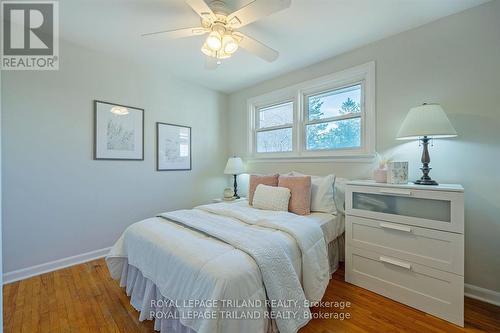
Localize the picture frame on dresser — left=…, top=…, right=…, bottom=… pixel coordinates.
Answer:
left=344, top=180, right=465, bottom=326
left=156, top=122, right=192, bottom=171
left=94, top=100, right=144, bottom=160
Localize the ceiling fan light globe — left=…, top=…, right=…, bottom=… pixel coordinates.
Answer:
left=222, top=35, right=238, bottom=54
left=201, top=42, right=215, bottom=57
left=206, top=31, right=222, bottom=51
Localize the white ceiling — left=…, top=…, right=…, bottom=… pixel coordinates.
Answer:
left=60, top=0, right=488, bottom=93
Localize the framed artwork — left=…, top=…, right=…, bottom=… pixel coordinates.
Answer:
left=156, top=122, right=192, bottom=171
left=94, top=100, right=144, bottom=160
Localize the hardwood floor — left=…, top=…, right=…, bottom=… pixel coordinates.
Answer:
left=3, top=259, right=500, bottom=333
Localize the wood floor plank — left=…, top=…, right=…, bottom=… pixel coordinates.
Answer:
left=3, top=281, right=19, bottom=332
left=3, top=259, right=500, bottom=333
left=39, top=273, right=51, bottom=333
left=20, top=278, right=33, bottom=333
left=54, top=269, right=71, bottom=332
left=71, top=264, right=98, bottom=331
left=30, top=276, right=41, bottom=333
left=45, top=272, right=60, bottom=333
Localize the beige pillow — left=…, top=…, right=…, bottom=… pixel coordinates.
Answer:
left=252, top=184, right=291, bottom=212
left=248, top=174, right=279, bottom=205
left=278, top=175, right=312, bottom=215
left=289, top=171, right=337, bottom=213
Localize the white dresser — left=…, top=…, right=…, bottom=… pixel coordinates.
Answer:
left=345, top=180, right=464, bottom=326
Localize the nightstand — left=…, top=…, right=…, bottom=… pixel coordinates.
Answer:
left=212, top=197, right=247, bottom=203
left=345, top=180, right=464, bottom=326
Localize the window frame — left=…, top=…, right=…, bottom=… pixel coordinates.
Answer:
left=247, top=61, right=375, bottom=162
left=301, top=81, right=365, bottom=156
left=248, top=91, right=298, bottom=158
left=255, top=100, right=295, bottom=154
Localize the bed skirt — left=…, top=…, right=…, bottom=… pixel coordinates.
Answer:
left=328, top=234, right=344, bottom=274
left=115, top=235, right=344, bottom=333
left=119, top=261, right=197, bottom=333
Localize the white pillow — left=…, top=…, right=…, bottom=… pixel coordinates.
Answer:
left=333, top=177, right=348, bottom=214
left=252, top=184, right=291, bottom=212
left=289, top=171, right=336, bottom=213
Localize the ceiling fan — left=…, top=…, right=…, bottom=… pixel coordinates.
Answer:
left=142, top=0, right=291, bottom=69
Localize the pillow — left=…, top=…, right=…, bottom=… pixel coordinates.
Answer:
left=288, top=171, right=336, bottom=213
left=278, top=175, right=312, bottom=215
left=252, top=184, right=291, bottom=212
left=248, top=174, right=279, bottom=205
left=333, top=177, right=348, bottom=214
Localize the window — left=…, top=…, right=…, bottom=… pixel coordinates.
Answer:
left=256, top=102, right=293, bottom=153
left=248, top=62, right=375, bottom=160
left=305, top=84, right=362, bottom=151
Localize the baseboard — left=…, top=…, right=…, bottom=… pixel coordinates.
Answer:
left=465, top=283, right=500, bottom=307
left=3, top=247, right=111, bottom=285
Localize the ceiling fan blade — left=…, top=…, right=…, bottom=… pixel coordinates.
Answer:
left=185, top=0, right=217, bottom=21
left=235, top=33, right=279, bottom=62
left=204, top=56, right=220, bottom=70
left=227, top=0, right=291, bottom=28
left=142, top=27, right=208, bottom=39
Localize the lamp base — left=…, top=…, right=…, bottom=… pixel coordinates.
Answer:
left=233, top=174, right=240, bottom=199
left=414, top=136, right=439, bottom=186
left=414, top=178, right=438, bottom=186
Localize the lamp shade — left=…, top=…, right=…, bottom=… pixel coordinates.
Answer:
left=396, top=104, right=457, bottom=140
left=224, top=157, right=245, bottom=175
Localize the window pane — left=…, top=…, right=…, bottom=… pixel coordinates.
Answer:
left=257, top=128, right=293, bottom=153
left=308, top=85, right=361, bottom=121
left=306, top=117, right=361, bottom=150
left=258, top=102, right=293, bottom=129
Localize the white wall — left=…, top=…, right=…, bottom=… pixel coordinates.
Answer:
left=228, top=1, right=500, bottom=292
left=2, top=39, right=228, bottom=273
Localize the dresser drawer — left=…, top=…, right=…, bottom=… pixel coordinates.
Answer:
left=345, top=246, right=464, bottom=326
left=346, top=215, right=464, bottom=274
left=346, top=185, right=464, bottom=233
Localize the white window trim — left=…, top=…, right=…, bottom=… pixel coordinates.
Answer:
left=254, top=100, right=294, bottom=155
left=247, top=61, right=376, bottom=162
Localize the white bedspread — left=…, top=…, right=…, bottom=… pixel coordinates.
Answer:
left=197, top=203, right=329, bottom=302
left=106, top=203, right=330, bottom=333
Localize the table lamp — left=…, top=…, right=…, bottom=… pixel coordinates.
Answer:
left=396, top=103, right=457, bottom=185
left=224, top=157, right=245, bottom=198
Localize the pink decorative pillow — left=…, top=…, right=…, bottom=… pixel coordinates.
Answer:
left=278, top=176, right=312, bottom=215
left=248, top=174, right=279, bottom=205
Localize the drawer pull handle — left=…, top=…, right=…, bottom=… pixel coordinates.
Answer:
left=378, top=189, right=412, bottom=196
left=380, top=222, right=412, bottom=233
left=379, top=256, right=412, bottom=270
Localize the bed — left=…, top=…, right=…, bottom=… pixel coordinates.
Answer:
left=106, top=197, right=345, bottom=333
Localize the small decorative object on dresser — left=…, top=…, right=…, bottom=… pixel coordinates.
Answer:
left=94, top=100, right=144, bottom=160
left=223, top=188, right=235, bottom=201
left=397, top=103, right=457, bottom=185
left=387, top=161, right=408, bottom=184
left=156, top=122, right=191, bottom=171
left=373, top=155, right=388, bottom=183
left=224, top=157, right=245, bottom=199
left=345, top=180, right=464, bottom=326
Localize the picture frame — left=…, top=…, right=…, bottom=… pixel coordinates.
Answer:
left=94, top=100, right=144, bottom=160
left=156, top=122, right=192, bottom=171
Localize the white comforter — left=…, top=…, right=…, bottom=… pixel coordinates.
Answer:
left=106, top=203, right=330, bottom=333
